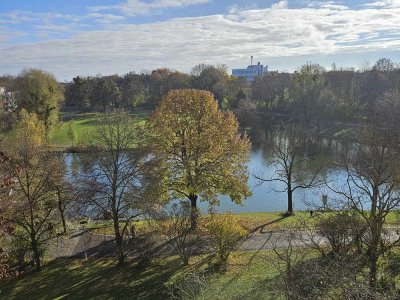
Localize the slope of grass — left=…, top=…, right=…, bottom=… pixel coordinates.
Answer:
left=0, top=251, right=279, bottom=300
left=50, top=113, right=101, bottom=147
left=50, top=112, right=148, bottom=148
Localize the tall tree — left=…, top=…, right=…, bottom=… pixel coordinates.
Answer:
left=149, top=89, right=251, bottom=229
left=121, top=72, right=149, bottom=111
left=288, top=64, right=326, bottom=124
left=192, top=65, right=229, bottom=105
left=50, top=156, right=75, bottom=234
left=79, top=112, right=151, bottom=265
left=0, top=151, right=15, bottom=279
left=13, top=69, right=64, bottom=137
left=372, top=58, right=396, bottom=73
left=255, top=125, right=323, bottom=215
left=64, top=76, right=92, bottom=110
left=330, top=126, right=400, bottom=288
left=2, top=110, right=61, bottom=271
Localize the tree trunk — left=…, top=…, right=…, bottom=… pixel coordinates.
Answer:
left=369, top=249, right=378, bottom=288
left=287, top=189, right=293, bottom=216
left=287, top=172, right=294, bottom=215
left=189, top=193, right=198, bottom=230
left=113, top=218, right=124, bottom=265
left=57, top=189, right=67, bottom=234
left=368, top=188, right=379, bottom=288
left=31, top=236, right=41, bottom=271
left=183, top=256, right=189, bottom=266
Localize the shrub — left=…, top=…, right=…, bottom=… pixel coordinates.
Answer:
left=317, top=212, right=365, bottom=256
left=155, top=201, right=201, bottom=265
left=206, top=212, right=247, bottom=271
left=167, top=271, right=208, bottom=300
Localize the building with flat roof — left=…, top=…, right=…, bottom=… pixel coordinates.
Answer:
left=232, top=57, right=265, bottom=81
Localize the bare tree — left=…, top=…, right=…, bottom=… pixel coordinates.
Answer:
left=271, top=226, right=308, bottom=300
left=50, top=156, right=76, bottom=234
left=78, top=112, right=153, bottom=265
left=327, top=122, right=400, bottom=288
left=255, top=125, right=323, bottom=215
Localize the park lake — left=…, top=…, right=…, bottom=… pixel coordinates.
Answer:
left=64, top=125, right=346, bottom=214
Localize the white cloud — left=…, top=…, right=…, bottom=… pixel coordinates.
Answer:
left=1, top=1, right=400, bottom=79
left=0, top=27, right=26, bottom=42
left=363, top=0, right=400, bottom=8
left=90, top=0, right=211, bottom=16
left=271, top=1, right=288, bottom=9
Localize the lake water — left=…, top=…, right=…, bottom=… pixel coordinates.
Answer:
left=202, top=146, right=343, bottom=214
left=65, top=129, right=345, bottom=214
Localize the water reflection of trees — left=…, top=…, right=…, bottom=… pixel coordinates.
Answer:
left=253, top=123, right=332, bottom=214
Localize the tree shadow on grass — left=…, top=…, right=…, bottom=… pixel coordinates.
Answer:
left=1, top=257, right=186, bottom=300
left=250, top=215, right=288, bottom=235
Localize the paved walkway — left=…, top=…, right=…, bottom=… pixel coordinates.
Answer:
left=48, top=229, right=323, bottom=259
left=48, top=226, right=400, bottom=259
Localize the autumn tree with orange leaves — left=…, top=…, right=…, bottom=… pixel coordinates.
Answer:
left=149, top=89, right=251, bottom=229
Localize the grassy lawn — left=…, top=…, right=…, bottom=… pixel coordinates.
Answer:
left=1, top=112, right=149, bottom=150
left=1, top=251, right=280, bottom=300
left=50, top=112, right=148, bottom=148
left=50, top=113, right=102, bottom=147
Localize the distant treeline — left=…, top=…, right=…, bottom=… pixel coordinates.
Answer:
left=1, top=58, right=400, bottom=124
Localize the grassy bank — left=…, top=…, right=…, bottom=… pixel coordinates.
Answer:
left=87, top=210, right=400, bottom=236
left=0, top=251, right=280, bottom=300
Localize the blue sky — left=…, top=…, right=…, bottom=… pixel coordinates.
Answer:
left=1, top=0, right=400, bottom=80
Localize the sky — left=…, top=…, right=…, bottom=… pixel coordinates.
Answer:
left=1, top=0, right=400, bottom=80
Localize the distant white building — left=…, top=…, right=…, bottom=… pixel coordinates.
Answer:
left=0, top=86, right=16, bottom=111
left=232, top=57, right=265, bottom=81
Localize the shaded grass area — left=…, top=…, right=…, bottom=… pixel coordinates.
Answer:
left=1, top=257, right=179, bottom=300
left=1, top=251, right=279, bottom=300
left=193, top=251, right=279, bottom=300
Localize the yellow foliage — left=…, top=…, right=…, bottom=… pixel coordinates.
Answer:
left=12, top=109, right=47, bottom=162
left=149, top=89, right=251, bottom=205
left=207, top=212, right=247, bottom=265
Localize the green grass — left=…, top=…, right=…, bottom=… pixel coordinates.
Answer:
left=1, top=112, right=149, bottom=150
left=50, top=112, right=148, bottom=148
left=87, top=210, right=400, bottom=236
left=0, top=251, right=280, bottom=300
left=236, top=210, right=400, bottom=230
left=50, top=113, right=101, bottom=146
left=86, top=212, right=303, bottom=236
